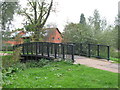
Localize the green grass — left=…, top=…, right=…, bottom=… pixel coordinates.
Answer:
left=110, top=57, right=120, bottom=63
left=3, top=61, right=118, bottom=88
left=0, top=51, right=13, bottom=54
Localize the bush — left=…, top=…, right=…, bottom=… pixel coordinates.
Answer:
left=25, top=59, right=52, bottom=68
left=2, top=58, right=52, bottom=84
left=110, top=48, right=119, bottom=58
left=2, top=45, right=13, bottom=51
left=2, top=62, right=27, bottom=85
left=2, top=55, right=14, bottom=68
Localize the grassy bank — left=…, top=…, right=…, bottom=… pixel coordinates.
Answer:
left=3, top=61, right=118, bottom=88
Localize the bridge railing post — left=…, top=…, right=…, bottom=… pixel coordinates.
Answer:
left=107, top=46, right=110, bottom=61
left=97, top=45, right=100, bottom=58
left=71, top=44, right=74, bottom=62
left=38, top=42, right=40, bottom=55
left=88, top=44, right=91, bottom=57
left=31, top=43, right=33, bottom=55
left=22, top=44, right=25, bottom=55
left=41, top=42, right=44, bottom=56
left=54, top=43, right=57, bottom=59
left=47, top=42, right=50, bottom=57
left=62, top=43, right=65, bottom=60
left=35, top=42, right=38, bottom=55
left=79, top=43, right=82, bottom=56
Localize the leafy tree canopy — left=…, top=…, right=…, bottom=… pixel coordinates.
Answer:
left=0, top=0, right=19, bottom=30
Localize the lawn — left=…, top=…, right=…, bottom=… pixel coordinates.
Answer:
left=110, top=57, right=120, bottom=63
left=0, top=51, right=13, bottom=54
left=3, top=61, right=118, bottom=88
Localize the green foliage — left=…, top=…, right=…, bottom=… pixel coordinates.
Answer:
left=24, top=38, right=30, bottom=43
left=2, top=62, right=27, bottom=86
left=2, top=30, right=13, bottom=51
left=110, top=57, right=120, bottom=63
left=63, top=23, right=95, bottom=43
left=12, top=47, right=22, bottom=62
left=25, top=24, right=36, bottom=32
left=2, top=55, right=14, bottom=68
left=25, top=59, right=52, bottom=68
left=2, top=48, right=22, bottom=69
left=0, top=1, right=19, bottom=30
left=3, top=61, right=118, bottom=88
left=2, top=57, right=52, bottom=86
left=63, top=10, right=118, bottom=60
left=2, top=44, right=13, bottom=51
left=18, top=0, right=53, bottom=41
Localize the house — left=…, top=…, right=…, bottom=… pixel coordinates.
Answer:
left=3, top=31, right=25, bottom=45
left=43, top=28, right=62, bottom=43
left=4, top=28, right=62, bottom=45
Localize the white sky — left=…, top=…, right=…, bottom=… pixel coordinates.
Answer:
left=12, top=0, right=119, bottom=32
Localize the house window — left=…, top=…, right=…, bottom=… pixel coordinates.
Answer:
left=52, top=37, right=54, bottom=40
left=58, top=38, right=60, bottom=40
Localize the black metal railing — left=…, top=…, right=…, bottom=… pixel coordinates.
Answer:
left=72, top=43, right=110, bottom=60
left=14, top=42, right=75, bottom=62
left=13, top=42, right=110, bottom=61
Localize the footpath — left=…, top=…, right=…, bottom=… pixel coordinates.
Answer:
left=74, top=55, right=119, bottom=73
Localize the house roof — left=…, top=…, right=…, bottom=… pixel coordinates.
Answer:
left=42, top=28, right=62, bottom=40
left=10, top=31, right=32, bottom=38
left=10, top=28, right=62, bottom=38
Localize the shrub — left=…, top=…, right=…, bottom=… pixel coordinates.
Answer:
left=12, top=47, right=22, bottom=62
left=25, top=59, right=52, bottom=68
left=2, top=45, right=13, bottom=51
left=2, top=55, right=14, bottom=68
left=110, top=48, right=119, bottom=58
left=2, top=62, right=27, bottom=85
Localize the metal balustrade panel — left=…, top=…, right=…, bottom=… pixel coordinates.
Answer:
left=13, top=42, right=110, bottom=61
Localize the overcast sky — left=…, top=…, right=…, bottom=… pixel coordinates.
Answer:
left=12, top=0, right=119, bottom=32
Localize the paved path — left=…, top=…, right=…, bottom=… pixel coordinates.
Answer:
left=74, top=55, right=119, bottom=73
left=0, top=53, right=11, bottom=56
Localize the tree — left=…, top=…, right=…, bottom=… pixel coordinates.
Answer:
left=0, top=0, right=19, bottom=30
left=19, top=0, right=53, bottom=41
left=93, top=9, right=101, bottom=32
left=63, top=23, right=95, bottom=43
left=88, top=9, right=107, bottom=34
left=79, top=13, right=86, bottom=25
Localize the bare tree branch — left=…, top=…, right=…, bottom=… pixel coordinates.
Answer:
left=24, top=12, right=34, bottom=24
left=33, top=2, right=37, bottom=24
left=40, top=0, right=53, bottom=28
left=28, top=0, right=34, bottom=8
left=37, top=1, right=44, bottom=25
